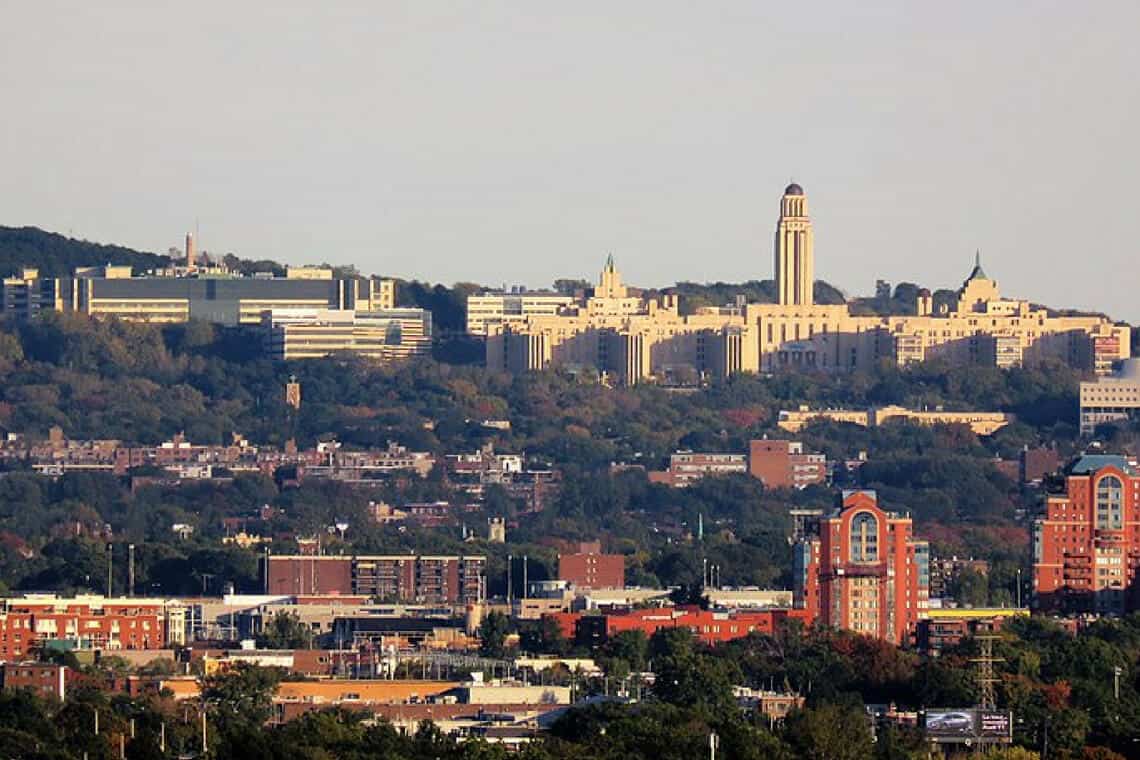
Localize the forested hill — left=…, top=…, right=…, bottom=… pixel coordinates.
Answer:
left=652, top=280, right=848, bottom=313
left=0, top=226, right=171, bottom=277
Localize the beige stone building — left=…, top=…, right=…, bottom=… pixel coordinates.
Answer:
left=480, top=184, right=1130, bottom=384
left=777, top=405, right=1013, bottom=436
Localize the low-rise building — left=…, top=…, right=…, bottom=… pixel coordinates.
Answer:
left=0, top=595, right=186, bottom=660
left=648, top=452, right=747, bottom=487
left=778, top=404, right=1013, bottom=436
left=0, top=662, right=67, bottom=701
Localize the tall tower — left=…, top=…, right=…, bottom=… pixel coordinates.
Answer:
left=185, top=233, right=196, bottom=267
left=774, top=183, right=814, bottom=307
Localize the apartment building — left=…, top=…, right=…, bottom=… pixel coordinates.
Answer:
left=0, top=662, right=67, bottom=700
left=0, top=595, right=186, bottom=660
left=1033, top=454, right=1140, bottom=614
left=264, top=555, right=486, bottom=604
left=794, top=491, right=930, bottom=645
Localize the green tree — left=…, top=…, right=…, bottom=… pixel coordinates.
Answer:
left=202, top=662, right=283, bottom=733
left=256, top=612, right=314, bottom=649
left=479, top=611, right=512, bottom=659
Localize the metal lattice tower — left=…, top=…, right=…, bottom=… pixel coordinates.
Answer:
left=970, top=632, right=1004, bottom=709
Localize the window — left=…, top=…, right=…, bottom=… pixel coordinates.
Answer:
left=850, top=512, right=879, bottom=562
left=1096, top=475, right=1124, bottom=530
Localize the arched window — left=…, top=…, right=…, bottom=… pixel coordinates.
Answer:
left=850, top=512, right=879, bottom=562
left=1096, top=475, right=1124, bottom=530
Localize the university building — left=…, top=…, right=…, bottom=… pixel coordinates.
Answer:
left=1033, top=455, right=1140, bottom=614
left=794, top=490, right=930, bottom=644
left=263, top=307, right=432, bottom=361
left=0, top=264, right=392, bottom=326
left=477, top=184, right=1129, bottom=383
left=1079, top=359, right=1140, bottom=434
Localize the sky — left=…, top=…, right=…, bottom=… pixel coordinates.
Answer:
left=2, top=1, right=1139, bottom=321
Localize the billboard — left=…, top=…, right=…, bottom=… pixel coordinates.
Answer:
left=925, top=710, right=1012, bottom=744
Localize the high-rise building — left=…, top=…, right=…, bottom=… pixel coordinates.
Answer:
left=794, top=490, right=929, bottom=644
left=1033, top=454, right=1140, bottom=614
left=774, top=183, right=813, bottom=307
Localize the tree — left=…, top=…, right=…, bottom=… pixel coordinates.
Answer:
left=784, top=703, right=874, bottom=760
left=202, top=662, right=283, bottom=732
left=256, top=612, right=314, bottom=649
left=479, top=611, right=512, bottom=658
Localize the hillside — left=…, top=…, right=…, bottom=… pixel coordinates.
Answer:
left=0, top=226, right=171, bottom=277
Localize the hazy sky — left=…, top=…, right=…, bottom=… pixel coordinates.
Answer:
left=3, top=2, right=1139, bottom=320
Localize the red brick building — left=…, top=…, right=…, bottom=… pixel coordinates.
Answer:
left=557, top=548, right=624, bottom=590
left=0, top=596, right=181, bottom=661
left=648, top=452, right=747, bottom=487
left=748, top=440, right=827, bottom=489
left=265, top=555, right=485, bottom=604
left=0, top=662, right=67, bottom=700
left=794, top=491, right=929, bottom=644
left=1033, top=455, right=1140, bottom=614
left=551, top=606, right=813, bottom=647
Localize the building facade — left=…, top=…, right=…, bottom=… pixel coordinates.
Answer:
left=263, top=307, right=432, bottom=361
left=748, top=439, right=828, bottom=489
left=1033, top=455, right=1140, bottom=614
left=466, top=290, right=575, bottom=337
left=777, top=405, right=1013, bottom=436
left=0, top=596, right=185, bottom=660
left=557, top=551, right=625, bottom=591
left=478, top=185, right=1130, bottom=384
left=794, top=491, right=929, bottom=644
left=265, top=555, right=486, bottom=604
left=0, top=265, right=392, bottom=326
left=1079, top=359, right=1140, bottom=434
left=648, top=452, right=748, bottom=486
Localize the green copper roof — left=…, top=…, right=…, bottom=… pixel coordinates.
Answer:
left=1070, top=454, right=1136, bottom=476
left=966, top=250, right=988, bottom=280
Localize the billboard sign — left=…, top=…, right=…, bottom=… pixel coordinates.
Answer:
left=925, top=710, right=1012, bottom=744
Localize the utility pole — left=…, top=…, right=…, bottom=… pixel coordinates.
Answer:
left=128, top=544, right=135, bottom=598
left=709, top=730, right=719, bottom=760
left=1114, top=666, right=1122, bottom=700
left=106, top=543, right=113, bottom=597
left=522, top=555, right=528, bottom=599
left=506, top=554, right=512, bottom=603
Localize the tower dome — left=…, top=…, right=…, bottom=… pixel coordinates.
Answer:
left=784, top=183, right=804, bottom=196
